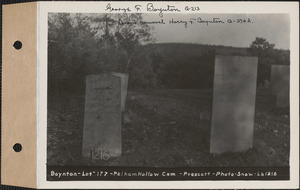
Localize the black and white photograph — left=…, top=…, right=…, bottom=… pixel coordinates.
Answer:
left=1, top=1, right=298, bottom=189
left=46, top=8, right=291, bottom=181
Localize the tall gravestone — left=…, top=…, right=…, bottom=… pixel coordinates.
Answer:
left=111, top=72, right=129, bottom=112
left=82, top=74, right=122, bottom=161
left=271, top=65, right=290, bottom=108
left=210, top=55, right=258, bottom=154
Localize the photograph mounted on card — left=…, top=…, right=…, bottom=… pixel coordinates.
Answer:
left=1, top=1, right=299, bottom=189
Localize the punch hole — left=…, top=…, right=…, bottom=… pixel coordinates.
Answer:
left=13, top=41, right=22, bottom=50
left=13, top=143, right=22, bottom=152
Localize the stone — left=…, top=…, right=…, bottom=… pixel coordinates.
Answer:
left=200, top=111, right=211, bottom=121
left=82, top=74, right=121, bottom=161
left=270, top=65, right=290, bottom=108
left=111, top=72, right=129, bottom=111
left=210, top=55, right=258, bottom=154
left=264, top=79, right=270, bottom=88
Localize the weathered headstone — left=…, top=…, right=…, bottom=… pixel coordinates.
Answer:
left=270, top=65, right=290, bottom=108
left=210, top=55, right=258, bottom=154
left=82, top=74, right=122, bottom=161
left=111, top=72, right=129, bottom=111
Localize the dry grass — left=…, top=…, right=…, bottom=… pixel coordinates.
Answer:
left=47, top=88, right=290, bottom=167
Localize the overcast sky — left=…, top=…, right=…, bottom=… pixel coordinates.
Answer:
left=143, top=14, right=290, bottom=50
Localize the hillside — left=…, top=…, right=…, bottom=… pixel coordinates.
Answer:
left=139, top=43, right=289, bottom=57
left=128, top=43, right=290, bottom=89
left=141, top=43, right=251, bottom=56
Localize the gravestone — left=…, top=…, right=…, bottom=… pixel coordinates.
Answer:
left=210, top=55, right=258, bottom=154
left=82, top=74, right=122, bottom=161
left=111, top=72, right=129, bottom=111
left=270, top=65, right=290, bottom=108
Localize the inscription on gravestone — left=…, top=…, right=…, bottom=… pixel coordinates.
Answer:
left=210, top=55, right=258, bottom=154
left=271, top=65, right=290, bottom=108
left=82, top=74, right=121, bottom=161
left=111, top=72, right=129, bottom=112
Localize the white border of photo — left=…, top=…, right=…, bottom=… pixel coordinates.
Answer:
left=38, top=1, right=299, bottom=189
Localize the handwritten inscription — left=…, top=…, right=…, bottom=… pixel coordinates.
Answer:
left=146, top=3, right=181, bottom=17
left=185, top=6, right=200, bottom=11
left=105, top=3, right=197, bottom=16
left=105, top=3, right=131, bottom=13
left=120, top=19, right=166, bottom=25
left=227, top=18, right=253, bottom=24
left=119, top=17, right=253, bottom=28
left=104, top=3, right=253, bottom=28
left=103, top=2, right=255, bottom=28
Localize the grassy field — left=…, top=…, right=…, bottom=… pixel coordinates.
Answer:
left=47, top=88, right=290, bottom=167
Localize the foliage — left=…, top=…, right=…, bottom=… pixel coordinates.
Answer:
left=48, top=15, right=290, bottom=93
left=48, top=13, right=155, bottom=95
left=248, top=37, right=290, bottom=85
left=157, top=51, right=215, bottom=89
left=249, top=37, right=275, bottom=55
left=128, top=41, right=289, bottom=89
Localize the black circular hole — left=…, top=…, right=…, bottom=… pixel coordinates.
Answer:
left=13, top=143, right=22, bottom=152
left=13, top=41, right=22, bottom=50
